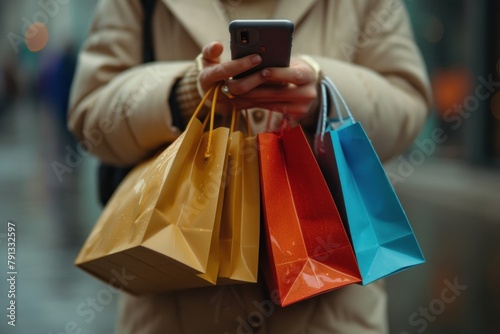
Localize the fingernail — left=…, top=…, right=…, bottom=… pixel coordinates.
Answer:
left=251, top=55, right=261, bottom=64
left=261, top=69, right=270, bottom=77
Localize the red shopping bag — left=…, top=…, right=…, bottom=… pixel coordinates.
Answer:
left=257, top=124, right=361, bottom=307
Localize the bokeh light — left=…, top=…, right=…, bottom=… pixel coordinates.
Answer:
left=432, top=67, right=472, bottom=116
left=25, top=22, right=49, bottom=52
left=491, top=92, right=500, bottom=121
left=422, top=14, right=444, bottom=44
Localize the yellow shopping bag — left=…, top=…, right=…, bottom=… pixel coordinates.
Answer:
left=218, top=110, right=260, bottom=284
left=75, top=85, right=230, bottom=295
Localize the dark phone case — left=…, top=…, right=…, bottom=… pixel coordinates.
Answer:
left=229, top=19, right=294, bottom=79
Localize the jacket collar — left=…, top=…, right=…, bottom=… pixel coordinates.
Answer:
left=161, top=0, right=318, bottom=50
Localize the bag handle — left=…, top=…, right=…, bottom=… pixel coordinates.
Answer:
left=230, top=106, right=240, bottom=133
left=243, top=109, right=253, bottom=137
left=229, top=108, right=253, bottom=138
left=319, top=76, right=354, bottom=128
left=188, top=83, right=222, bottom=159
left=315, top=77, right=354, bottom=152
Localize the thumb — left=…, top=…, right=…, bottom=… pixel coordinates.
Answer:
left=202, top=41, right=224, bottom=64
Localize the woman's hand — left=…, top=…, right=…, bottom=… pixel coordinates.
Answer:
left=197, top=41, right=318, bottom=120
left=197, top=41, right=261, bottom=114
left=198, top=42, right=262, bottom=92
left=227, top=57, right=319, bottom=119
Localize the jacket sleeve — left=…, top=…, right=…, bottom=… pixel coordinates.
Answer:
left=312, top=0, right=432, bottom=162
left=68, top=0, right=192, bottom=166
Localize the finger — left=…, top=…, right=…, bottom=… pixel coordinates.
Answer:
left=207, top=42, right=224, bottom=59
left=230, top=58, right=316, bottom=89
left=239, top=84, right=317, bottom=102
left=200, top=54, right=262, bottom=84
left=202, top=42, right=224, bottom=65
left=260, top=66, right=316, bottom=86
left=224, top=72, right=268, bottom=95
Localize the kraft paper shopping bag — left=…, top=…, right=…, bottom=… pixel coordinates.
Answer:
left=218, top=110, right=260, bottom=284
left=75, top=85, right=230, bottom=294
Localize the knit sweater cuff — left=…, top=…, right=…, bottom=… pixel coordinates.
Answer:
left=175, top=63, right=203, bottom=121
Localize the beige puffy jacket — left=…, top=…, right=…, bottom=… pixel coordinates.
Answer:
left=69, top=0, right=431, bottom=333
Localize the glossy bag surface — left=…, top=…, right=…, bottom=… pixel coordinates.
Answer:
left=258, top=124, right=361, bottom=307
left=315, top=77, right=425, bottom=285
left=75, top=86, right=230, bottom=294
left=218, top=124, right=261, bottom=284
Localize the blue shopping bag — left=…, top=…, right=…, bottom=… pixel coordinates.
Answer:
left=314, top=77, right=425, bottom=285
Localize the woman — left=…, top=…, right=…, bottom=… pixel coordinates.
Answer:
left=69, top=0, right=431, bottom=333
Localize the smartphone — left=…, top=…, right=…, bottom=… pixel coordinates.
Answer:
left=229, top=19, right=294, bottom=79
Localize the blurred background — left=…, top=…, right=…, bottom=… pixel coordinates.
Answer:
left=0, top=1, right=499, bottom=333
